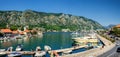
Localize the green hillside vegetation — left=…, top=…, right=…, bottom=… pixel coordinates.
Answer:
left=111, top=27, right=120, bottom=37
left=0, top=10, right=103, bottom=31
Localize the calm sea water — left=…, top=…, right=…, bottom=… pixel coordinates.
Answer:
left=0, top=32, right=102, bottom=57
left=0, top=32, right=73, bottom=51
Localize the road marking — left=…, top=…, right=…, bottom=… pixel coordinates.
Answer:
left=106, top=52, right=116, bottom=57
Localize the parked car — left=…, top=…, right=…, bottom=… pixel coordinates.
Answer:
left=116, top=43, right=120, bottom=46
left=116, top=47, right=120, bottom=53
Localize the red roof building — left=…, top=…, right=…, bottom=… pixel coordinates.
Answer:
left=0, top=29, right=12, bottom=33
left=12, top=30, right=19, bottom=34
left=115, top=24, right=120, bottom=28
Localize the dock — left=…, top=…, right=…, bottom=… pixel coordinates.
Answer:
left=6, top=51, right=35, bottom=55
left=54, top=45, right=87, bottom=52
left=0, top=51, right=46, bottom=55
left=0, top=45, right=87, bottom=56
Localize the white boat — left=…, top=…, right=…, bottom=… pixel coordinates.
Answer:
left=7, top=47, right=13, bottom=51
left=36, top=46, right=41, bottom=51
left=0, top=51, right=6, bottom=57
left=71, top=32, right=79, bottom=35
left=8, top=52, right=21, bottom=57
left=63, top=50, right=72, bottom=54
left=44, top=45, right=51, bottom=51
left=34, top=51, right=46, bottom=57
left=0, top=49, right=5, bottom=51
left=35, top=46, right=46, bottom=57
left=15, top=44, right=23, bottom=51
left=15, top=35, right=23, bottom=39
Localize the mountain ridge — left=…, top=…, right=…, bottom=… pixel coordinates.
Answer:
left=0, top=10, right=103, bottom=31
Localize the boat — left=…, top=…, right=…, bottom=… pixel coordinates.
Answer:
left=36, top=46, right=41, bottom=51
left=8, top=52, right=22, bottom=57
left=15, top=35, right=23, bottom=39
left=62, top=50, right=72, bottom=55
left=44, top=45, right=51, bottom=51
left=34, top=51, right=46, bottom=57
left=7, top=47, right=13, bottom=51
left=15, top=44, right=23, bottom=51
left=0, top=49, right=6, bottom=57
left=0, top=49, right=6, bottom=51
left=35, top=46, right=46, bottom=57
left=72, top=31, right=99, bottom=47
left=71, top=32, right=79, bottom=35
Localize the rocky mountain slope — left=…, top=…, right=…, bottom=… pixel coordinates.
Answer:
left=0, top=10, right=103, bottom=31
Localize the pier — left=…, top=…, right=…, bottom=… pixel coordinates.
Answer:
left=6, top=51, right=35, bottom=55
left=54, top=45, right=87, bottom=52
left=0, top=51, right=47, bottom=55
left=0, top=45, right=87, bottom=55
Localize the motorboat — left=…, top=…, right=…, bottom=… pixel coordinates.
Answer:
left=8, top=52, right=22, bottom=57
left=0, top=49, right=5, bottom=51
left=71, top=32, right=79, bottom=35
left=0, top=49, right=6, bottom=57
left=34, top=51, right=46, bottom=57
left=16, top=44, right=23, bottom=51
left=44, top=45, right=51, bottom=51
left=36, top=46, right=41, bottom=51
left=7, top=47, right=13, bottom=51
left=35, top=46, right=46, bottom=57
left=62, top=50, right=72, bottom=55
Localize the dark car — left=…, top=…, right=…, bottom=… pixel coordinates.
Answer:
left=116, top=47, right=120, bottom=53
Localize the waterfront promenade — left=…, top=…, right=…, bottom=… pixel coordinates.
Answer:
left=60, top=34, right=115, bottom=57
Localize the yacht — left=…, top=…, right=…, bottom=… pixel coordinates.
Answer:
left=72, top=30, right=98, bottom=47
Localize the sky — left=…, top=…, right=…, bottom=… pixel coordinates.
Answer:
left=0, top=0, right=120, bottom=26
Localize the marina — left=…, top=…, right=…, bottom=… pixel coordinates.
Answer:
left=0, top=32, right=103, bottom=57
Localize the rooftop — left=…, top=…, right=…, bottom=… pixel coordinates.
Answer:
left=115, top=24, right=120, bottom=28
left=0, top=29, right=12, bottom=33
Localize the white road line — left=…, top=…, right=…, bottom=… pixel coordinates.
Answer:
left=106, top=52, right=116, bottom=57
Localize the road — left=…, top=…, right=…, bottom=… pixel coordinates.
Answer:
left=98, top=40, right=120, bottom=57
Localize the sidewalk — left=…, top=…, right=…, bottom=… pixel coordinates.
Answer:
left=61, top=34, right=115, bottom=57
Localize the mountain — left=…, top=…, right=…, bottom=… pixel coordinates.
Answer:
left=0, top=10, right=103, bottom=31
left=104, top=24, right=116, bottom=29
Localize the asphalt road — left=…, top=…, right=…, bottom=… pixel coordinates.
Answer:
left=98, top=40, right=120, bottom=57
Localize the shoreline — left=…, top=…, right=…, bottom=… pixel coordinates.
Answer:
left=60, top=34, right=115, bottom=57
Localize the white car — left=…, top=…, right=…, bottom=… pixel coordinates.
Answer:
left=116, top=44, right=120, bottom=46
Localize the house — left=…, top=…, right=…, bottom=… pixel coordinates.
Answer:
left=12, top=30, right=19, bottom=37
left=115, top=24, right=120, bottom=28
left=0, top=29, right=12, bottom=37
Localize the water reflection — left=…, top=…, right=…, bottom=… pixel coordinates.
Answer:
left=0, top=32, right=73, bottom=51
